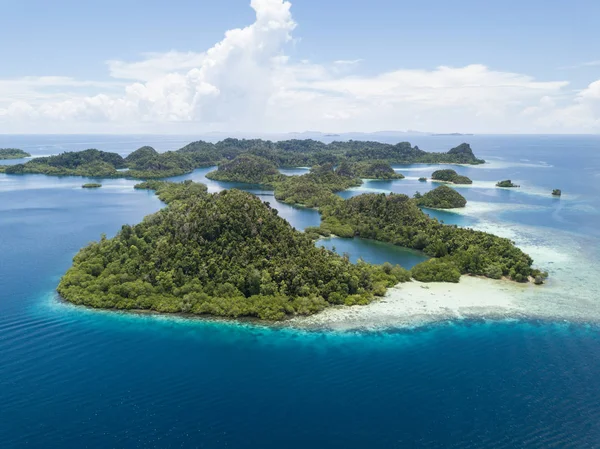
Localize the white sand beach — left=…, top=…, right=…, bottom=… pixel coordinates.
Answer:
left=290, top=276, right=531, bottom=331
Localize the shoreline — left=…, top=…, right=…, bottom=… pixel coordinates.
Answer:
left=52, top=273, right=597, bottom=333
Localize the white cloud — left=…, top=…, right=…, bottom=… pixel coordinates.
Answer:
left=333, top=59, right=363, bottom=65
left=107, top=51, right=206, bottom=81
left=0, top=0, right=598, bottom=134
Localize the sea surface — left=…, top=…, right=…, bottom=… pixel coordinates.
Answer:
left=1, top=134, right=600, bottom=448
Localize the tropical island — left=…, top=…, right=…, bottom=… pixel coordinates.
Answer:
left=0, top=148, right=31, bottom=160
left=419, top=177, right=427, bottom=182
left=341, top=160, right=404, bottom=180
left=59, top=166, right=547, bottom=320
left=496, top=180, right=520, bottom=188
left=552, top=189, right=562, bottom=197
left=59, top=182, right=410, bottom=320
left=431, top=169, right=473, bottom=185
left=82, top=183, right=102, bottom=189
left=414, top=185, right=467, bottom=209
left=0, top=139, right=485, bottom=179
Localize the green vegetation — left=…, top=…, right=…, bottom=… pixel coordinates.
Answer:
left=312, top=192, right=544, bottom=283
left=0, top=139, right=485, bottom=179
left=0, top=148, right=30, bottom=159
left=82, top=183, right=102, bottom=189
left=418, top=177, right=427, bottom=182
left=124, top=146, right=159, bottom=165
left=338, top=160, right=404, bottom=179
left=552, top=189, right=562, bottom=196
left=431, top=169, right=473, bottom=185
left=2, top=149, right=126, bottom=177
left=59, top=184, right=409, bottom=320
left=414, top=185, right=467, bottom=209
left=206, top=154, right=282, bottom=184
left=273, top=164, right=361, bottom=208
left=496, top=180, right=520, bottom=188
left=411, top=259, right=461, bottom=283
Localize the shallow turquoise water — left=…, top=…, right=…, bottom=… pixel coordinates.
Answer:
left=1, top=134, right=600, bottom=447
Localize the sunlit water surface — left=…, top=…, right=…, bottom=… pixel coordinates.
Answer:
left=1, top=134, right=600, bottom=448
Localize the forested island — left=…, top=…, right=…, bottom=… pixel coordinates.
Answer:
left=60, top=166, right=546, bottom=320
left=0, top=148, right=30, bottom=159
left=496, top=180, right=519, bottom=188
left=414, top=185, right=467, bottom=209
left=431, top=169, right=473, bottom=185
left=82, top=183, right=102, bottom=189
left=0, top=139, right=484, bottom=179
left=59, top=182, right=409, bottom=320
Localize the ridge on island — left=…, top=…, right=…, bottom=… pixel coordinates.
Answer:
left=0, top=148, right=31, bottom=160
left=0, top=139, right=485, bottom=179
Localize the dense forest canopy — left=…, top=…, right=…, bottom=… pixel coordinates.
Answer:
left=431, top=169, right=473, bottom=185
left=414, top=185, right=467, bottom=209
left=206, top=154, right=282, bottom=184
left=59, top=184, right=409, bottom=320
left=0, top=148, right=30, bottom=159
left=0, top=139, right=485, bottom=179
left=273, top=164, right=362, bottom=208
left=314, top=192, right=545, bottom=283
left=337, top=160, right=404, bottom=179
left=60, top=167, right=546, bottom=320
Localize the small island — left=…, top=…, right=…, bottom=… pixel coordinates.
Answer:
left=0, top=148, right=31, bottom=160
left=552, top=189, right=562, bottom=197
left=206, top=154, right=282, bottom=184
left=342, top=160, right=404, bottom=180
left=431, top=169, right=473, bottom=185
left=414, top=185, right=467, bottom=209
left=418, top=177, right=427, bottom=182
left=82, top=183, right=102, bottom=189
left=496, top=180, right=520, bottom=188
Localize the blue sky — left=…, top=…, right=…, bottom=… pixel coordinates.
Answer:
left=1, top=0, right=599, bottom=133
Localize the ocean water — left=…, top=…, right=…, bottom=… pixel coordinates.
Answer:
left=1, top=134, right=600, bottom=448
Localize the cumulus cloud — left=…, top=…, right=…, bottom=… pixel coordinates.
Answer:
left=107, top=51, right=206, bottom=81
left=0, top=0, right=598, bottom=133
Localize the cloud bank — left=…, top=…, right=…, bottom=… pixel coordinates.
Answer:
left=0, top=0, right=598, bottom=134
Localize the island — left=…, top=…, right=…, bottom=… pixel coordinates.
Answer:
left=58, top=182, right=410, bottom=320
left=82, top=183, right=102, bottom=189
left=0, top=148, right=31, bottom=160
left=496, top=180, right=520, bottom=188
left=418, top=177, right=427, bottom=182
left=59, top=165, right=547, bottom=320
left=552, top=189, right=562, bottom=197
left=0, top=139, right=485, bottom=179
left=431, top=169, right=473, bottom=185
left=341, top=160, right=404, bottom=180
left=414, top=185, right=467, bottom=209
left=206, top=154, right=282, bottom=184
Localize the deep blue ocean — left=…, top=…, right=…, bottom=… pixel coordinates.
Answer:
left=1, top=134, right=600, bottom=448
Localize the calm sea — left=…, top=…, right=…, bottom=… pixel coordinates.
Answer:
left=1, top=134, right=600, bottom=448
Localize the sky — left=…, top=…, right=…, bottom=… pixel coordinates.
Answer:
left=1, top=0, right=599, bottom=134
